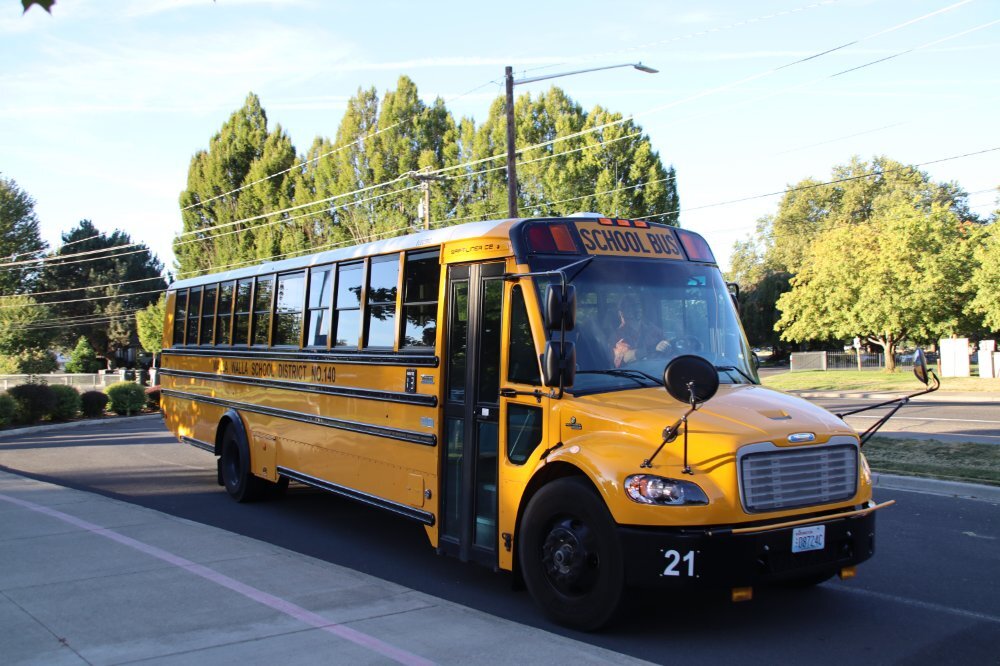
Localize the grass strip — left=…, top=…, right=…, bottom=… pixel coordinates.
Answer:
left=864, top=436, right=1000, bottom=487
left=762, top=370, right=1000, bottom=393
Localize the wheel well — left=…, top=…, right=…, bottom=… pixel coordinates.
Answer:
left=511, top=462, right=596, bottom=579
left=214, top=417, right=233, bottom=456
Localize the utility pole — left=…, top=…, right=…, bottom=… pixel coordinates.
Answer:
left=505, top=66, right=519, bottom=219
left=412, top=169, right=446, bottom=230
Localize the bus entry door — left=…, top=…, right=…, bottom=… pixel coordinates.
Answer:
left=441, top=262, right=504, bottom=565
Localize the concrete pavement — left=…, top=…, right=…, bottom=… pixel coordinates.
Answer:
left=0, top=470, right=648, bottom=666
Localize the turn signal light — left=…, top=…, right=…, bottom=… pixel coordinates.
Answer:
left=731, top=587, right=753, bottom=602
left=839, top=566, right=857, bottom=580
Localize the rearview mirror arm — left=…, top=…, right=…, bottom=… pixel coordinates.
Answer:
left=836, top=372, right=940, bottom=446
left=642, top=382, right=700, bottom=472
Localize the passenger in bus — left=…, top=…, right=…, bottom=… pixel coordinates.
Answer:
left=610, top=293, right=670, bottom=367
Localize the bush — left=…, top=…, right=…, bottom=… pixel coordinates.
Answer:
left=105, top=381, right=146, bottom=416
left=0, top=393, right=16, bottom=427
left=0, top=349, right=58, bottom=374
left=145, top=386, right=161, bottom=409
left=7, top=383, right=57, bottom=424
left=65, top=336, right=101, bottom=374
left=80, top=390, right=109, bottom=418
left=49, top=385, right=81, bottom=421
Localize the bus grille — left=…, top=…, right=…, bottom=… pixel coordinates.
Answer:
left=740, top=444, right=858, bottom=512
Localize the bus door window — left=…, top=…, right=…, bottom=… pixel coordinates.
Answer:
left=334, top=262, right=362, bottom=348
left=365, top=253, right=399, bottom=349
left=442, top=262, right=504, bottom=564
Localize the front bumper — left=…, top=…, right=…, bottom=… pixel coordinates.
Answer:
left=619, top=503, right=880, bottom=588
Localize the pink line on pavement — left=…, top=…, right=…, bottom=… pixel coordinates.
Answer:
left=0, top=491, right=435, bottom=666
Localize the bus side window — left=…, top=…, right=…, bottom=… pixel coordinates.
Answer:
left=508, top=285, right=541, bottom=385
left=216, top=281, right=235, bottom=346
left=186, top=287, right=202, bottom=346
left=233, top=278, right=253, bottom=345
left=274, top=271, right=305, bottom=347
left=507, top=404, right=543, bottom=464
left=306, top=266, right=333, bottom=348
left=252, top=276, right=274, bottom=346
left=335, top=262, right=363, bottom=348
left=172, top=289, right=188, bottom=346
left=401, top=249, right=440, bottom=349
left=365, top=253, right=399, bottom=349
left=201, top=284, right=217, bottom=345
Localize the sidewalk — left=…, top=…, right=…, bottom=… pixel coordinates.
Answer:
left=0, top=471, right=647, bottom=666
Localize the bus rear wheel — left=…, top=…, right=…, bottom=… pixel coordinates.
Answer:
left=220, top=426, right=267, bottom=503
left=518, top=477, right=624, bottom=631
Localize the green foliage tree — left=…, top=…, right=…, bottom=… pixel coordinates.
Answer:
left=0, top=175, right=47, bottom=295
left=968, top=217, right=1000, bottom=331
left=37, top=220, right=166, bottom=365
left=174, top=82, right=679, bottom=275
left=135, top=295, right=166, bottom=365
left=775, top=176, right=974, bottom=371
left=65, top=335, right=101, bottom=373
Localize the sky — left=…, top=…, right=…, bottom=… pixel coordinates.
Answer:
left=2, top=0, right=998, bottom=275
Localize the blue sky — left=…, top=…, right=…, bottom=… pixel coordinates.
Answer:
left=2, top=0, right=998, bottom=273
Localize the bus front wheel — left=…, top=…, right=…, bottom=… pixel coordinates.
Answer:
left=518, top=477, right=624, bottom=631
left=220, top=426, right=267, bottom=503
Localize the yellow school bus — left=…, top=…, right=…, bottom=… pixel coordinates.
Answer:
left=161, top=214, right=896, bottom=630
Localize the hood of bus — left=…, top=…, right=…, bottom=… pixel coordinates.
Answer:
left=548, top=383, right=866, bottom=526
left=560, top=383, right=853, bottom=451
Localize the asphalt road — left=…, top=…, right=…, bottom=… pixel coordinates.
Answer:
left=1, top=418, right=998, bottom=664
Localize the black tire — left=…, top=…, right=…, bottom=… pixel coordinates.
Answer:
left=518, top=477, right=624, bottom=631
left=219, top=425, right=267, bottom=503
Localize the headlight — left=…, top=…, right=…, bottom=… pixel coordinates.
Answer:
left=624, top=474, right=709, bottom=506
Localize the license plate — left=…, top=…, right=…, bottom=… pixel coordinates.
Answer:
left=791, top=525, right=825, bottom=553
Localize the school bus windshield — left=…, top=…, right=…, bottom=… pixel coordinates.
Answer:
left=530, top=256, right=757, bottom=393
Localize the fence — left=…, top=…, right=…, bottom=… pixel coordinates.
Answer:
left=791, top=351, right=942, bottom=372
left=0, top=371, right=145, bottom=392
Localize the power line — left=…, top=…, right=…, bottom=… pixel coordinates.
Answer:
left=0, top=275, right=166, bottom=300
left=0, top=288, right=166, bottom=310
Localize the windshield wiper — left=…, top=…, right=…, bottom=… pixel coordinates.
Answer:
left=715, top=364, right=757, bottom=385
left=578, top=368, right=664, bottom=386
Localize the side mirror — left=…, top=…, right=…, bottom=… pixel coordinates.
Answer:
left=752, top=352, right=761, bottom=371
left=544, top=284, right=576, bottom=332
left=663, top=355, right=719, bottom=405
left=727, top=282, right=741, bottom=315
left=543, top=340, right=576, bottom=388
left=913, top=348, right=929, bottom=385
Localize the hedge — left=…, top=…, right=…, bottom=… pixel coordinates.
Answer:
left=7, top=383, right=57, bottom=424
left=105, top=381, right=147, bottom=416
left=80, top=390, right=109, bottom=418
left=49, top=385, right=82, bottom=421
left=0, top=393, right=15, bottom=427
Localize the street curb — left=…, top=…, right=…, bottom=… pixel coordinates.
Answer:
left=0, top=413, right=162, bottom=439
left=872, top=472, right=1000, bottom=503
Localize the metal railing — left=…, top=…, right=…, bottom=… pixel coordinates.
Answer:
left=0, top=371, right=141, bottom=391
left=792, top=351, right=943, bottom=372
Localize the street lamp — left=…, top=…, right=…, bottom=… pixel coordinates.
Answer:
left=504, top=62, right=658, bottom=218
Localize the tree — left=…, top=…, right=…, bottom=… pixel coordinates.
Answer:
left=135, top=295, right=166, bottom=366
left=65, top=336, right=100, bottom=373
left=37, top=220, right=166, bottom=365
left=0, top=175, right=47, bottom=295
left=968, top=218, right=1000, bottom=332
left=775, top=176, right=974, bottom=371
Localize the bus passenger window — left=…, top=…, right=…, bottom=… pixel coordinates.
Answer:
left=401, top=250, right=440, bottom=349
left=233, top=278, right=253, bottom=345
left=306, top=266, right=332, bottom=347
left=507, top=404, right=543, bottom=464
left=274, top=272, right=305, bottom=347
left=186, top=287, right=202, bottom=346
left=335, top=262, right=362, bottom=348
left=365, top=254, right=399, bottom=349
left=508, top=285, right=540, bottom=385
left=216, top=281, right=235, bottom=345
left=253, top=276, right=274, bottom=346
left=201, top=284, right=217, bottom=345
left=172, top=289, right=187, bottom=346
